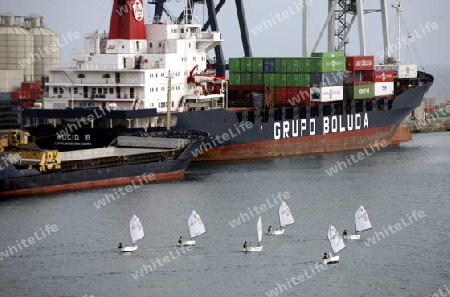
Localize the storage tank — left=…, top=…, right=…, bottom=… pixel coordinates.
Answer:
left=0, top=13, right=34, bottom=82
left=26, top=14, right=59, bottom=82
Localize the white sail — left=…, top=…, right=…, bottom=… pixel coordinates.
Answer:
left=257, top=216, right=262, bottom=243
left=279, top=202, right=294, bottom=227
left=130, top=214, right=144, bottom=244
left=355, top=206, right=372, bottom=232
left=188, top=210, right=206, bottom=239
left=328, top=225, right=345, bottom=254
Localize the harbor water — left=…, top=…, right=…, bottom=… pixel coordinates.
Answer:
left=1, top=131, right=449, bottom=297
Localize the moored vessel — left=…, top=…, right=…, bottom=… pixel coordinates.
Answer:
left=20, top=0, right=434, bottom=161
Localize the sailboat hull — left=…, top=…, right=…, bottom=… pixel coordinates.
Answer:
left=244, top=246, right=263, bottom=252
left=270, top=229, right=285, bottom=235
left=323, top=254, right=339, bottom=264
left=120, top=245, right=138, bottom=252
left=180, top=240, right=195, bottom=246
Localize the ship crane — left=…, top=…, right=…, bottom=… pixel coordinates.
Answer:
left=148, top=0, right=252, bottom=76
left=308, top=0, right=392, bottom=64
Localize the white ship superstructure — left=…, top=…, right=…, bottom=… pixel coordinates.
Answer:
left=44, top=0, right=225, bottom=128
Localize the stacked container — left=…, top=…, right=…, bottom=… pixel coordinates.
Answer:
left=228, top=52, right=346, bottom=104
left=374, top=70, right=394, bottom=97
left=344, top=55, right=375, bottom=99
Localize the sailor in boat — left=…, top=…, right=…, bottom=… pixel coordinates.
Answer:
left=243, top=241, right=248, bottom=251
left=118, top=242, right=122, bottom=252
left=343, top=229, right=348, bottom=239
left=268, top=226, right=273, bottom=235
left=322, top=253, right=328, bottom=261
left=178, top=236, right=183, bottom=246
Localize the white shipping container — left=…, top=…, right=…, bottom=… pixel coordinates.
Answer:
left=310, top=86, right=344, bottom=102
left=397, top=64, right=417, bottom=79
left=374, top=82, right=394, bottom=96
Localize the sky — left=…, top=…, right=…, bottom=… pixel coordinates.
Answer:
left=2, top=0, right=448, bottom=68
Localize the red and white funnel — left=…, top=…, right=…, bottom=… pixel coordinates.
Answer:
left=109, top=0, right=146, bottom=40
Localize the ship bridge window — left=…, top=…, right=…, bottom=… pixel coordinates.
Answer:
left=59, top=87, right=63, bottom=94
left=149, top=43, right=152, bottom=48
left=109, top=88, right=114, bottom=94
left=366, top=101, right=373, bottom=112
left=74, top=88, right=78, bottom=94
left=53, top=87, right=57, bottom=94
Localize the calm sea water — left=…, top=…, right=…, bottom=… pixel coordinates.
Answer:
left=1, top=131, right=449, bottom=297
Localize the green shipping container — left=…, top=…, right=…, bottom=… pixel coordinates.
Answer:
left=229, top=73, right=241, bottom=85
left=229, top=58, right=241, bottom=73
left=264, top=73, right=276, bottom=86
left=311, top=51, right=345, bottom=58
left=286, top=74, right=310, bottom=87
left=344, top=84, right=375, bottom=99
left=251, top=73, right=264, bottom=85
left=275, top=73, right=287, bottom=86
left=314, top=57, right=345, bottom=72
left=251, top=58, right=263, bottom=72
left=240, top=73, right=252, bottom=85
left=275, top=58, right=287, bottom=73
left=240, top=58, right=252, bottom=72
left=286, top=58, right=300, bottom=73
left=300, top=58, right=317, bottom=72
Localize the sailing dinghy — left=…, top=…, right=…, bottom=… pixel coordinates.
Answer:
left=269, top=202, right=294, bottom=235
left=323, top=224, right=345, bottom=264
left=179, top=210, right=205, bottom=246
left=244, top=216, right=263, bottom=252
left=119, top=214, right=144, bottom=253
left=344, top=206, right=372, bottom=240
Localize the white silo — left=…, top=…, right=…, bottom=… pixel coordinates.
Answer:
left=0, top=13, right=34, bottom=82
left=26, top=14, right=59, bottom=82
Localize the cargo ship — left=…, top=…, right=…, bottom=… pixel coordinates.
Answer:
left=0, top=116, right=207, bottom=197
left=21, top=0, right=434, bottom=161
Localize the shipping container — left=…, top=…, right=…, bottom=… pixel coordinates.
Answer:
left=275, top=58, right=288, bottom=73
left=301, top=58, right=316, bottom=72
left=240, top=58, right=252, bottom=72
left=274, top=87, right=287, bottom=101
left=313, top=57, right=345, bottom=72
left=344, top=84, right=375, bottom=100
left=286, top=87, right=310, bottom=104
left=251, top=73, right=264, bottom=85
left=374, top=82, right=394, bottom=97
left=397, top=64, right=417, bottom=78
left=310, top=86, right=344, bottom=102
left=311, top=51, right=345, bottom=58
left=251, top=58, right=263, bottom=72
left=21, top=82, right=41, bottom=90
left=263, top=58, right=275, bottom=73
left=286, top=58, right=301, bottom=73
left=229, top=58, right=241, bottom=73
left=346, top=56, right=375, bottom=71
left=229, top=73, right=241, bottom=85
left=374, top=70, right=394, bottom=82
left=344, top=70, right=374, bottom=85
left=310, top=72, right=343, bottom=87
left=275, top=73, right=287, bottom=86
left=264, top=73, right=275, bottom=86
left=0, top=92, right=11, bottom=101
left=240, top=73, right=252, bottom=85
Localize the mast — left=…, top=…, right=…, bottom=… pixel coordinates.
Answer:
left=392, top=1, right=402, bottom=64
left=166, top=70, right=172, bottom=131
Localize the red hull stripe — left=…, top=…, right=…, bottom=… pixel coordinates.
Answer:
left=0, top=170, right=185, bottom=198
left=194, top=125, right=410, bottom=161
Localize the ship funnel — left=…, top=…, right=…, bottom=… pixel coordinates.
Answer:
left=108, top=0, right=146, bottom=40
